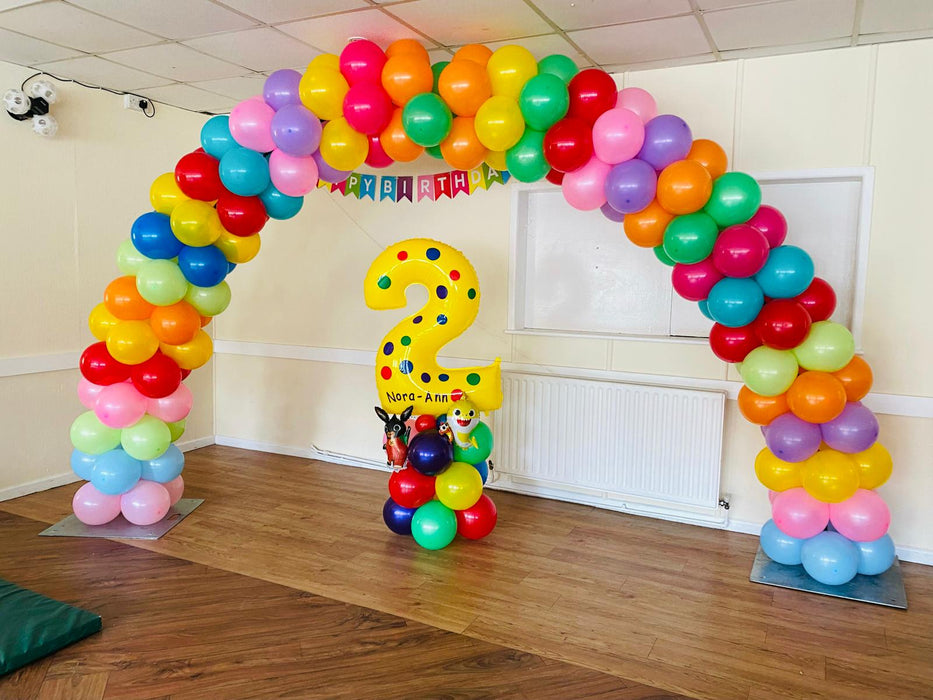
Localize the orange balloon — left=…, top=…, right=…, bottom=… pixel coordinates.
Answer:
left=833, top=355, right=873, bottom=402
left=150, top=301, right=201, bottom=346
left=380, top=108, right=424, bottom=162
left=438, top=59, right=491, bottom=117
left=440, top=116, right=487, bottom=170
left=687, top=139, right=728, bottom=179
left=385, top=38, right=430, bottom=63
left=738, top=386, right=789, bottom=425
left=656, top=159, right=713, bottom=215
left=104, top=276, right=155, bottom=321
left=381, top=53, right=433, bottom=107
left=786, top=371, right=848, bottom=423
left=200, top=315, right=212, bottom=328
left=453, top=44, right=493, bottom=67
left=622, top=199, right=673, bottom=248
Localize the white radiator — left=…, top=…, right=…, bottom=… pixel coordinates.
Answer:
left=488, top=371, right=729, bottom=527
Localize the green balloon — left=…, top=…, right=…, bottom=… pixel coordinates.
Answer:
left=739, top=347, right=799, bottom=396
left=185, top=281, right=231, bottom=316
left=168, top=419, right=186, bottom=442
left=663, top=212, right=719, bottom=264
left=402, top=93, right=452, bottom=147
left=431, top=61, right=449, bottom=93
left=411, top=500, right=457, bottom=550
left=792, top=321, right=855, bottom=372
left=70, top=411, right=121, bottom=454
left=519, top=74, right=569, bottom=131
left=136, top=259, right=189, bottom=306
left=121, top=415, right=171, bottom=461
left=654, top=245, right=675, bottom=266
left=117, top=239, right=150, bottom=275
left=505, top=130, right=549, bottom=183
left=425, top=144, right=444, bottom=159
left=704, top=172, right=762, bottom=228
left=453, top=421, right=494, bottom=463
left=538, top=54, right=579, bottom=85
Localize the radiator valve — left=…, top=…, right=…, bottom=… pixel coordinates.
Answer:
left=718, top=497, right=731, bottom=510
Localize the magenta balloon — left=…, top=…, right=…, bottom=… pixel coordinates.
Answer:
left=561, top=156, right=611, bottom=210
left=592, top=108, right=645, bottom=164
left=343, top=82, right=393, bottom=135
left=772, top=487, right=830, bottom=539
left=615, top=87, right=657, bottom=124
left=271, top=104, right=322, bottom=157
left=829, top=489, right=890, bottom=542
left=765, top=413, right=822, bottom=463
left=712, top=224, right=771, bottom=278
left=312, top=150, right=351, bottom=184
left=263, top=69, right=302, bottom=110
left=636, top=114, right=692, bottom=170
left=365, top=134, right=394, bottom=168
left=604, top=158, right=657, bottom=214
left=820, top=401, right=880, bottom=453
left=339, top=39, right=387, bottom=86
left=269, top=149, right=320, bottom=197
left=671, top=257, right=724, bottom=302
left=747, top=205, right=788, bottom=248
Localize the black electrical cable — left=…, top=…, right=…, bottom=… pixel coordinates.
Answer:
left=20, top=71, right=157, bottom=118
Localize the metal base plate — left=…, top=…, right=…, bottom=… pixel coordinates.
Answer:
left=749, top=545, right=907, bottom=609
left=38, top=499, right=204, bottom=540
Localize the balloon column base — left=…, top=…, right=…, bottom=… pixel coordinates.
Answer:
left=39, top=498, right=203, bottom=540
left=749, top=545, right=907, bottom=609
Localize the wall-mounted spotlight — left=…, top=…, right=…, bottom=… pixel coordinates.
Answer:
left=3, top=79, right=59, bottom=136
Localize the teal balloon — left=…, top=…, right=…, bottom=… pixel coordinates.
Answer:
left=654, top=245, right=675, bottom=266
left=121, top=415, right=172, bottom=461
left=706, top=277, right=764, bottom=327
left=425, top=144, right=444, bottom=159
left=219, top=146, right=270, bottom=197
left=704, top=172, right=762, bottom=227
left=116, top=239, right=151, bottom=275
left=519, top=74, right=569, bottom=131
left=755, top=245, right=814, bottom=298
left=402, top=93, right=452, bottom=147
left=431, top=61, right=449, bottom=93
left=200, top=115, right=236, bottom=160
left=411, top=501, right=457, bottom=550
left=505, top=130, right=549, bottom=183
left=91, top=448, right=142, bottom=496
left=70, top=411, right=121, bottom=455
left=136, top=259, right=189, bottom=306
left=739, top=346, right=799, bottom=396
left=538, top=54, right=579, bottom=85
left=663, top=212, right=719, bottom=264
left=453, top=422, right=494, bottom=464
left=259, top=184, right=303, bottom=220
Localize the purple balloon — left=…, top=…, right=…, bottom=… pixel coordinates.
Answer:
left=271, top=104, right=322, bottom=157
left=263, top=69, right=302, bottom=111
left=821, top=401, right=879, bottom=453
left=312, top=150, right=351, bottom=184
left=637, top=114, right=692, bottom=171
left=600, top=201, right=625, bottom=222
left=604, top=158, right=657, bottom=214
left=765, top=413, right=821, bottom=463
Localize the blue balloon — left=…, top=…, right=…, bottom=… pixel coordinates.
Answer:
left=856, top=534, right=896, bottom=576
left=91, top=448, right=142, bottom=495
left=178, top=244, right=228, bottom=287
left=407, top=430, right=453, bottom=476
left=755, top=245, right=814, bottom=298
left=760, top=519, right=804, bottom=565
left=140, top=445, right=185, bottom=483
left=219, top=147, right=270, bottom=197
left=706, top=277, right=764, bottom=327
left=226, top=261, right=237, bottom=274
left=472, top=460, right=489, bottom=484
left=200, top=115, right=237, bottom=160
left=383, top=497, right=416, bottom=536
left=70, top=449, right=97, bottom=481
left=131, top=212, right=182, bottom=259
left=259, top=184, right=303, bottom=220
left=800, top=531, right=859, bottom=586
left=698, top=299, right=713, bottom=320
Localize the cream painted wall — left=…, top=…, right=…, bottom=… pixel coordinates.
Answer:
left=0, top=60, right=214, bottom=497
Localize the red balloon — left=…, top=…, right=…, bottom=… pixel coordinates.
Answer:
left=388, top=468, right=436, bottom=509
left=793, top=277, right=836, bottom=322
left=566, top=69, right=617, bottom=125
left=712, top=224, right=770, bottom=278
left=365, top=134, right=394, bottom=168
left=709, top=323, right=761, bottom=363
left=456, top=493, right=498, bottom=540
left=671, top=257, right=723, bottom=302
left=175, top=151, right=224, bottom=201
left=131, top=350, right=183, bottom=399
left=545, top=168, right=564, bottom=185
left=543, top=118, right=593, bottom=173
left=80, top=342, right=130, bottom=385
left=414, top=414, right=436, bottom=432
left=216, top=192, right=268, bottom=237
left=747, top=205, right=787, bottom=248
left=180, top=368, right=192, bottom=380
left=755, top=299, right=812, bottom=350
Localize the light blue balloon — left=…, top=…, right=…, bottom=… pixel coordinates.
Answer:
left=706, top=277, right=764, bottom=328
left=760, top=519, right=803, bottom=565
left=70, top=449, right=97, bottom=481
left=91, top=448, right=142, bottom=495
left=219, top=147, right=270, bottom=197
left=856, top=534, right=896, bottom=576
left=200, top=115, right=236, bottom=159
left=800, top=531, right=859, bottom=586
left=755, top=245, right=814, bottom=299
left=259, top=183, right=303, bottom=220
left=140, top=444, right=185, bottom=483
left=472, top=460, right=489, bottom=484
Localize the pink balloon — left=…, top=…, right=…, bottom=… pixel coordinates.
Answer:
left=73, top=482, right=122, bottom=525
left=339, top=39, right=387, bottom=86
left=561, top=156, right=611, bottom=210
left=712, top=224, right=771, bottom=278
left=121, top=480, right=171, bottom=526
left=343, top=82, right=393, bottom=135
left=146, top=382, right=193, bottom=423
left=163, top=475, right=185, bottom=506
left=269, top=149, right=320, bottom=197
left=94, top=382, right=147, bottom=428
left=747, top=205, right=787, bottom=248
left=830, top=489, right=890, bottom=542
left=77, top=377, right=104, bottom=410
left=365, top=134, right=394, bottom=168
left=772, top=487, right=830, bottom=539
left=768, top=489, right=779, bottom=504
left=592, top=108, right=645, bottom=164
left=616, top=87, right=657, bottom=124
left=229, top=97, right=275, bottom=153
left=671, top=257, right=723, bottom=302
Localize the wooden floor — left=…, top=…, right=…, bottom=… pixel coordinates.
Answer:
left=1, top=446, right=932, bottom=700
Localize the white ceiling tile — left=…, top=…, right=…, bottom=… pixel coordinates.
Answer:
left=604, top=53, right=717, bottom=74
left=34, top=55, right=174, bottom=90
left=479, top=34, right=589, bottom=63
left=0, top=1, right=159, bottom=52
left=695, top=0, right=773, bottom=9
left=704, top=0, right=856, bottom=51
left=385, top=0, right=553, bottom=45
left=213, top=0, right=368, bottom=24
left=191, top=74, right=267, bottom=101
left=427, top=47, right=453, bottom=62
left=0, top=27, right=82, bottom=64
left=66, top=0, right=257, bottom=40
left=276, top=8, right=422, bottom=54
left=569, top=15, right=711, bottom=64
left=719, top=37, right=851, bottom=61
left=860, top=0, right=933, bottom=35
left=143, top=83, right=237, bottom=112
left=856, top=27, right=933, bottom=44
left=532, top=0, right=692, bottom=31
left=0, top=0, right=43, bottom=9
left=104, top=43, right=250, bottom=82
left=184, top=27, right=320, bottom=72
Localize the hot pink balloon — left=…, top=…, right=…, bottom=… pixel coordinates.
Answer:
left=163, top=475, right=185, bottom=506
left=121, top=480, right=171, bottom=526
left=616, top=87, right=657, bottom=124
left=94, top=382, right=147, bottom=429
left=592, top=108, right=645, bottom=165
left=561, top=155, right=611, bottom=210
left=829, top=489, right=890, bottom=542
left=339, top=39, right=387, bottom=85
left=772, top=487, right=830, bottom=539
left=747, top=205, right=787, bottom=248
left=73, top=482, right=122, bottom=525
left=229, top=97, right=275, bottom=153
left=343, top=82, right=393, bottom=135
left=77, top=377, right=104, bottom=410
left=671, top=257, right=723, bottom=302
left=269, top=149, right=320, bottom=197
left=146, top=382, right=193, bottom=423
left=712, top=224, right=771, bottom=278
left=366, top=134, right=394, bottom=168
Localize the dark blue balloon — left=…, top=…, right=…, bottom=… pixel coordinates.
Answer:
left=383, top=497, right=416, bottom=536
left=473, top=460, right=489, bottom=484
left=131, top=212, right=182, bottom=259
left=407, top=429, right=453, bottom=476
left=227, top=261, right=237, bottom=274
left=178, top=245, right=228, bottom=287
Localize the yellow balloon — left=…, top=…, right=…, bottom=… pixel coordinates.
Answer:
left=486, top=45, right=538, bottom=99
left=484, top=149, right=507, bottom=171
left=106, top=320, right=159, bottom=365
left=299, top=66, right=348, bottom=121
left=215, top=230, right=261, bottom=264
left=150, top=172, right=187, bottom=216
left=852, top=442, right=893, bottom=489
left=88, top=302, right=120, bottom=341
left=309, top=53, right=340, bottom=72
left=435, top=461, right=483, bottom=510
left=170, top=199, right=223, bottom=247
left=753, top=448, right=802, bottom=492
left=320, top=117, right=368, bottom=172
left=800, top=449, right=860, bottom=503
left=161, top=330, right=213, bottom=370
left=474, top=96, right=525, bottom=151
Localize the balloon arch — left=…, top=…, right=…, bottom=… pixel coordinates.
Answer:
left=69, top=38, right=894, bottom=585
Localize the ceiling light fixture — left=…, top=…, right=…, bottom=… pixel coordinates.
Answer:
left=3, top=79, right=59, bottom=137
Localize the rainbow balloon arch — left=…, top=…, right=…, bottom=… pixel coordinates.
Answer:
left=67, top=37, right=896, bottom=582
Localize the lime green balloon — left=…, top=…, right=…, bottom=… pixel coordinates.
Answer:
left=654, top=245, right=675, bottom=266
left=411, top=500, right=457, bottom=550
left=663, top=212, right=719, bottom=264
left=739, top=347, right=799, bottom=396
left=793, top=321, right=855, bottom=371
left=185, top=281, right=231, bottom=316
left=704, top=172, right=762, bottom=228
left=538, top=54, right=579, bottom=85
left=121, top=415, right=171, bottom=461
left=168, top=419, right=186, bottom=442
left=402, top=92, right=452, bottom=147
left=136, top=259, right=189, bottom=306
left=453, top=421, right=493, bottom=463
left=431, top=61, right=449, bottom=94
left=70, top=411, right=121, bottom=454
left=519, top=73, right=569, bottom=131
left=505, top=129, right=549, bottom=183
left=117, top=239, right=151, bottom=275
left=436, top=462, right=483, bottom=510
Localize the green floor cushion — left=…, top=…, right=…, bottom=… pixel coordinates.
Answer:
left=0, top=578, right=101, bottom=676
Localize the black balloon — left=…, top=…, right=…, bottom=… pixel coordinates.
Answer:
left=406, top=429, right=453, bottom=476
left=382, top=497, right=416, bottom=536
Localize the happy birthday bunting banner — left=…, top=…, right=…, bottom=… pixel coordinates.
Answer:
left=321, top=163, right=511, bottom=203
